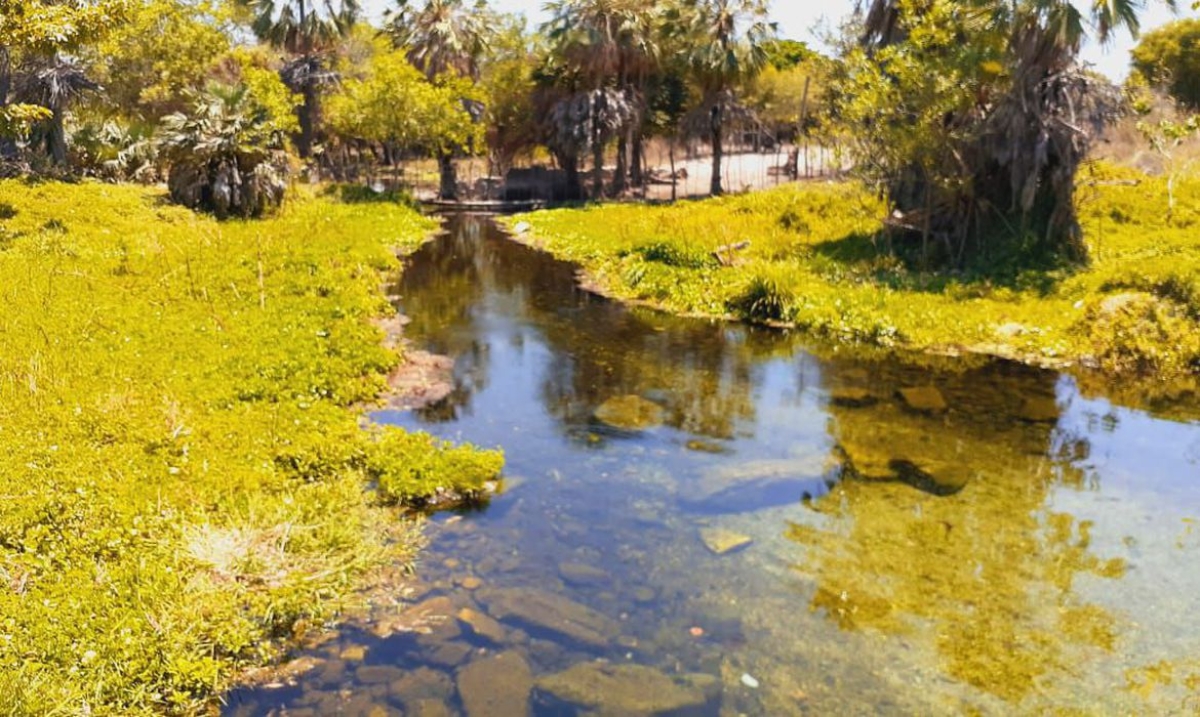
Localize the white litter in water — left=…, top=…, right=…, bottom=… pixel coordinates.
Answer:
left=740, top=673, right=760, bottom=689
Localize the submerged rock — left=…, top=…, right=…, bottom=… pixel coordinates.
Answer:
left=457, top=607, right=507, bottom=644
left=558, top=561, right=610, bottom=588
left=593, top=395, right=665, bottom=431
left=829, top=386, right=877, bottom=408
left=456, top=651, right=533, bottom=717
left=388, top=667, right=454, bottom=705
left=897, top=386, right=948, bottom=413
left=683, top=455, right=833, bottom=513
left=535, top=662, right=720, bottom=715
left=477, top=588, right=618, bottom=649
left=700, top=527, right=753, bottom=555
left=1018, top=395, right=1059, bottom=423
left=407, top=699, right=454, bottom=717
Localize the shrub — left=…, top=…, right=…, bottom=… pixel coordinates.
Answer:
left=159, top=84, right=288, bottom=219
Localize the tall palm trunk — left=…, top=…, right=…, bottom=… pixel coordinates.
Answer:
left=438, top=150, right=458, bottom=200
left=298, top=81, right=319, bottom=159
left=710, top=102, right=724, bottom=196
left=613, top=134, right=628, bottom=195
left=630, top=131, right=644, bottom=189
left=47, top=108, right=67, bottom=166
left=562, top=154, right=582, bottom=200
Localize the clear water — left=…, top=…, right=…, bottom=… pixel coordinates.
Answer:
left=226, top=214, right=1200, bottom=716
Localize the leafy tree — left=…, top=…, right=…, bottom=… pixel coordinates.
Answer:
left=385, top=0, right=493, bottom=199
left=0, top=0, right=129, bottom=159
left=1131, top=17, right=1200, bottom=110
left=669, top=0, right=773, bottom=195
left=477, top=14, right=542, bottom=177
left=326, top=45, right=484, bottom=169
left=89, top=0, right=232, bottom=121
left=241, top=0, right=359, bottom=158
left=159, top=83, right=288, bottom=218
left=839, top=0, right=1174, bottom=269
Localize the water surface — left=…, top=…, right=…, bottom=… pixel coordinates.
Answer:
left=227, top=214, right=1200, bottom=715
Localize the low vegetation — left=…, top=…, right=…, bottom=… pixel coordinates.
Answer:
left=510, top=164, right=1200, bottom=377
left=0, top=180, right=501, bottom=714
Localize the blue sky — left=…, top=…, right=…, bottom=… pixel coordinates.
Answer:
left=362, top=1, right=1198, bottom=81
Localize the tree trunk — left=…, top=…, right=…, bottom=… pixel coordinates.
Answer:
left=0, top=46, right=14, bottom=158
left=613, top=134, right=628, bottom=196
left=438, top=151, right=458, bottom=201
left=563, top=153, right=582, bottom=201
left=298, top=81, right=319, bottom=160
left=710, top=109, right=724, bottom=196
left=631, top=133, right=644, bottom=189
left=47, top=110, right=67, bottom=166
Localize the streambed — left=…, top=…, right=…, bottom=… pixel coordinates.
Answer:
left=226, top=214, right=1200, bottom=715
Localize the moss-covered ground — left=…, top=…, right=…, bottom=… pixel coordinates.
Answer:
left=510, top=164, right=1200, bottom=378
left=0, top=181, right=501, bottom=714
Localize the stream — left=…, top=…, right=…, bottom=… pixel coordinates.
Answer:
left=226, top=213, right=1200, bottom=715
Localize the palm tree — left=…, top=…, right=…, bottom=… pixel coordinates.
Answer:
left=16, top=57, right=99, bottom=165
left=672, top=0, right=772, bottom=195
left=858, top=0, right=1175, bottom=262
left=243, top=0, right=359, bottom=158
left=159, top=84, right=288, bottom=218
left=543, top=0, right=660, bottom=196
left=387, top=0, right=493, bottom=200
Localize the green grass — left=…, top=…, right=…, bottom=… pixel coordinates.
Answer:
left=0, top=180, right=501, bottom=715
left=509, top=163, right=1200, bottom=377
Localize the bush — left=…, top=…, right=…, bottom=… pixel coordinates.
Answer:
left=159, top=84, right=288, bottom=219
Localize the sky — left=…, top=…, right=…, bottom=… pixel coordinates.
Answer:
left=363, top=1, right=1199, bottom=81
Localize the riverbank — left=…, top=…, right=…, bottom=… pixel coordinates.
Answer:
left=0, top=181, right=500, bottom=714
left=508, top=164, right=1200, bottom=381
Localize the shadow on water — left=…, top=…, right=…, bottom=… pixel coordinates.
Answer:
left=226, top=214, right=1200, bottom=716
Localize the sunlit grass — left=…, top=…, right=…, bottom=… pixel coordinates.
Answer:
left=511, top=163, right=1200, bottom=377
left=0, top=180, right=500, bottom=714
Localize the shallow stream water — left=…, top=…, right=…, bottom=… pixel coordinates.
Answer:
left=227, top=214, right=1200, bottom=715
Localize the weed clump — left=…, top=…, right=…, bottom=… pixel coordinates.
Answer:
left=728, top=273, right=794, bottom=321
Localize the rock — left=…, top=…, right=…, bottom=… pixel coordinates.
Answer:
left=535, top=663, right=720, bottom=715
left=457, top=576, right=484, bottom=590
left=829, top=386, right=876, bottom=408
left=456, top=651, right=533, bottom=717
left=633, top=587, right=657, bottom=604
left=512, top=221, right=532, bottom=235
left=593, top=395, right=665, bottom=431
left=897, top=386, right=947, bottom=413
left=557, top=561, right=610, bottom=588
left=685, top=439, right=728, bottom=454
left=683, top=455, right=833, bottom=514
left=406, top=699, right=454, bottom=717
left=423, top=640, right=474, bottom=668
left=477, top=588, right=618, bottom=649
left=457, top=607, right=507, bottom=644
left=740, top=673, right=760, bottom=689
left=356, top=665, right=405, bottom=685
left=700, top=527, right=753, bottom=555
left=339, top=645, right=367, bottom=662
left=994, top=322, right=1028, bottom=339
left=388, top=667, right=454, bottom=704
left=1018, top=395, right=1058, bottom=423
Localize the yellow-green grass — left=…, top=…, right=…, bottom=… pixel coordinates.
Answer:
left=0, top=181, right=500, bottom=714
left=510, top=164, right=1200, bottom=378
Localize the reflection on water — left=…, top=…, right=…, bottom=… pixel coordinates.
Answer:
left=226, top=214, right=1200, bottom=716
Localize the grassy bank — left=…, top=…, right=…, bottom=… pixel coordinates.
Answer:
left=510, top=164, right=1200, bottom=377
left=0, top=181, right=501, bottom=714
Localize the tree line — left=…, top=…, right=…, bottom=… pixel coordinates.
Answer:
left=1, top=0, right=1196, bottom=268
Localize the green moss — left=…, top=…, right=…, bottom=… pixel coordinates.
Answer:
left=510, top=167, right=1200, bottom=377
left=0, top=180, right=500, bottom=714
